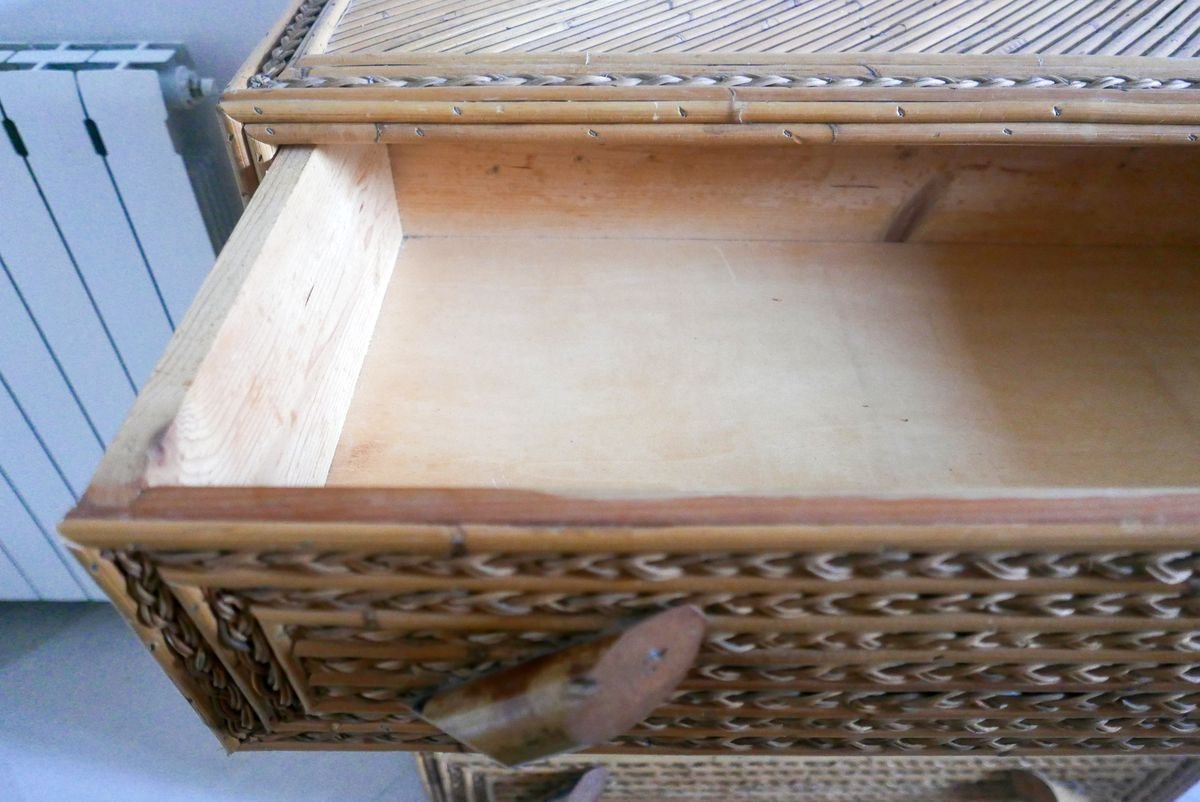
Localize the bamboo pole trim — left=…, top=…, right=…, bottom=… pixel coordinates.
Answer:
left=289, top=629, right=1200, bottom=658
left=244, top=729, right=1200, bottom=754
left=228, top=585, right=1200, bottom=619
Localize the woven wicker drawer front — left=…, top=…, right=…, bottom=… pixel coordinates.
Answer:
left=84, top=537, right=1200, bottom=755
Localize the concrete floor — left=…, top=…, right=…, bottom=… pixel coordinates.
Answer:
left=0, top=603, right=428, bottom=801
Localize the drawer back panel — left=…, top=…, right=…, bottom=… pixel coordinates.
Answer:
left=388, top=143, right=1200, bottom=245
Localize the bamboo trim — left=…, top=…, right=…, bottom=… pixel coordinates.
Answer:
left=268, top=713, right=1198, bottom=735
left=252, top=608, right=1200, bottom=634
left=155, top=568, right=1183, bottom=595
left=168, top=584, right=276, bottom=730
left=305, top=673, right=1198, bottom=695
left=244, top=121, right=1200, bottom=145
left=223, top=83, right=1200, bottom=104
left=289, top=641, right=1200, bottom=664
left=259, top=721, right=1199, bottom=741
left=258, top=621, right=319, bottom=713
left=298, top=648, right=1200, bottom=667
left=235, top=740, right=1200, bottom=756
left=123, top=485, right=1200, bottom=524
left=218, top=113, right=258, bottom=204
left=272, top=719, right=435, bottom=734
left=65, top=518, right=1200, bottom=552
left=221, top=97, right=1200, bottom=126
left=62, top=486, right=1200, bottom=550
left=305, top=696, right=1200, bottom=719
left=311, top=675, right=1194, bottom=695
left=238, top=740, right=455, bottom=751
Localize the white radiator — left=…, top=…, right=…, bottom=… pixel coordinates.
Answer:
left=0, top=44, right=225, bottom=600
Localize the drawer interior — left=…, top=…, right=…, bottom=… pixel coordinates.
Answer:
left=141, top=142, right=1200, bottom=499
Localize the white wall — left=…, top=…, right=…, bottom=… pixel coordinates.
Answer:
left=0, top=0, right=287, bottom=87
left=0, top=0, right=291, bottom=232
left=0, top=1, right=292, bottom=600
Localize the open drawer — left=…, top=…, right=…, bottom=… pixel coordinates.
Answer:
left=62, top=136, right=1200, bottom=755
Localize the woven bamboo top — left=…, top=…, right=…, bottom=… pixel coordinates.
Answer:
left=244, top=0, right=1200, bottom=91
left=316, top=0, right=1200, bottom=58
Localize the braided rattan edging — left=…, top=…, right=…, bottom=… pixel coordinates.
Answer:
left=267, top=72, right=1200, bottom=90
left=107, top=551, right=264, bottom=739
left=105, top=550, right=309, bottom=741
left=249, top=0, right=328, bottom=88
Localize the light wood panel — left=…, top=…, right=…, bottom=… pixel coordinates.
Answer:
left=80, top=145, right=402, bottom=508
left=139, top=145, right=401, bottom=489
left=329, top=238, right=1200, bottom=496
left=386, top=143, right=1200, bottom=244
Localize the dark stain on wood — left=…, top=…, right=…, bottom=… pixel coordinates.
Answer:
left=884, top=172, right=952, bottom=243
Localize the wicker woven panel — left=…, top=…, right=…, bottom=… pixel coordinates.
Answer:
left=316, top=0, right=1200, bottom=58
left=419, top=751, right=1200, bottom=802
left=99, top=541, right=1200, bottom=754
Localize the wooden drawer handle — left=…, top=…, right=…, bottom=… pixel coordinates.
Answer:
left=418, top=606, right=707, bottom=766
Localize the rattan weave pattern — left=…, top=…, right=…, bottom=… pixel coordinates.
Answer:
left=151, top=548, right=1200, bottom=582
left=106, top=552, right=261, bottom=733
left=101, top=542, right=1200, bottom=752
left=420, top=751, right=1200, bottom=802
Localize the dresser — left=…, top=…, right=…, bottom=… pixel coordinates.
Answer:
left=60, top=0, right=1200, bottom=793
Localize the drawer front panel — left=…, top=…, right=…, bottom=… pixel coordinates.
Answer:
left=78, top=530, right=1200, bottom=755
